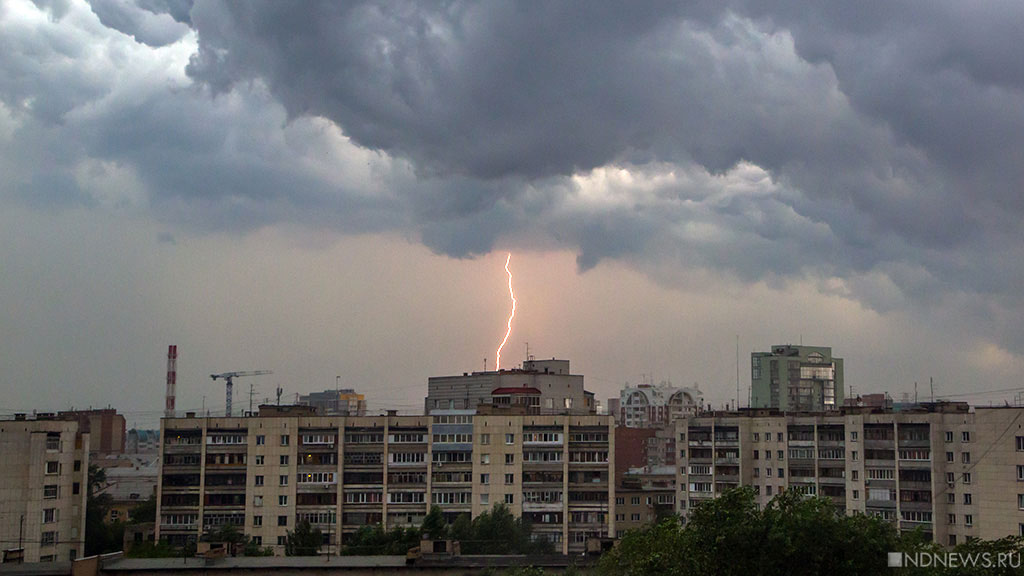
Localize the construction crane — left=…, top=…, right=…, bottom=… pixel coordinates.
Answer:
left=210, top=371, right=272, bottom=417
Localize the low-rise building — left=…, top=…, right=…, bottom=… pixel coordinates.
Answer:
left=0, top=415, right=90, bottom=563
left=156, top=407, right=614, bottom=555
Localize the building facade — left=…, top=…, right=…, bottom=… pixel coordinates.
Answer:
left=618, top=383, right=701, bottom=428
left=0, top=416, right=90, bottom=563
left=750, top=345, right=844, bottom=411
left=156, top=408, right=614, bottom=555
left=297, top=390, right=367, bottom=417
left=58, top=409, right=126, bottom=455
left=425, top=359, right=596, bottom=415
left=675, top=404, right=1024, bottom=545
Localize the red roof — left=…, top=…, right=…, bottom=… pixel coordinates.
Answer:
left=491, top=387, right=542, bottom=395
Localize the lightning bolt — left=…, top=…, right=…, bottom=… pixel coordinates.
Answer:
left=496, top=252, right=516, bottom=370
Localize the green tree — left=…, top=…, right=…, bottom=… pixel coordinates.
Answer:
left=421, top=506, right=448, bottom=540
left=286, top=520, right=323, bottom=556
left=600, top=487, right=903, bottom=576
left=85, top=464, right=124, bottom=556
left=129, top=495, right=156, bottom=523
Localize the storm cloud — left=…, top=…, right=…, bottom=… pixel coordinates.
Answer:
left=3, top=0, right=1024, bottom=415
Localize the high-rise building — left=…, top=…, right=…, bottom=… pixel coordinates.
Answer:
left=750, top=345, right=844, bottom=411
left=156, top=408, right=614, bottom=555
left=674, top=403, right=1024, bottom=545
left=57, top=408, right=126, bottom=455
left=0, top=416, right=90, bottom=563
left=297, top=389, right=367, bottom=416
left=618, top=383, right=701, bottom=428
left=425, top=359, right=596, bottom=415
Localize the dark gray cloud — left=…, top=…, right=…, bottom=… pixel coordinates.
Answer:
left=5, top=0, right=1024, bottom=360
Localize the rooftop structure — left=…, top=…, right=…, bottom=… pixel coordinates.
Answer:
left=425, top=359, right=596, bottom=415
left=750, top=345, right=844, bottom=411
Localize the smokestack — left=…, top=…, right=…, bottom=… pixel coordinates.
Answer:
left=165, top=345, right=177, bottom=418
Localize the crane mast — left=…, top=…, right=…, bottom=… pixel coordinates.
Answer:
left=210, top=370, right=272, bottom=416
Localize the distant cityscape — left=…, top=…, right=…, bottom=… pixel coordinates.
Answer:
left=4, top=344, right=1024, bottom=573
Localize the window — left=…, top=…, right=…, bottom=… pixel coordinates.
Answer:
left=253, top=496, right=263, bottom=507
left=279, top=495, right=288, bottom=506
left=42, top=509, right=57, bottom=523
left=777, top=450, right=784, bottom=460
left=46, top=433, right=60, bottom=451
left=505, top=494, right=514, bottom=504
left=946, top=472, right=955, bottom=485
left=948, top=514, right=957, bottom=525
left=74, top=460, right=81, bottom=472
left=255, top=455, right=264, bottom=465
left=753, top=468, right=760, bottom=478
left=946, top=431, right=954, bottom=443
left=278, top=536, right=287, bottom=546
left=504, top=474, right=514, bottom=485
left=1018, top=465, right=1024, bottom=481
left=766, top=468, right=772, bottom=477
left=480, top=493, right=489, bottom=505
left=280, top=455, right=289, bottom=466
left=946, top=452, right=954, bottom=463
left=778, top=468, right=784, bottom=478
left=279, top=475, right=288, bottom=486
left=1017, top=436, right=1024, bottom=451
left=280, top=435, right=289, bottom=446
left=505, top=454, right=515, bottom=465
left=41, top=532, right=57, bottom=546
left=480, top=434, right=490, bottom=445
left=962, top=431, right=970, bottom=443
left=564, top=398, right=573, bottom=409
left=965, top=515, right=973, bottom=527
left=963, top=472, right=972, bottom=485
left=480, top=454, right=490, bottom=465
left=753, top=433, right=760, bottom=442
left=851, top=451, right=858, bottom=461
left=777, top=433, right=783, bottom=442
left=964, top=493, right=972, bottom=505
left=853, top=490, right=859, bottom=500
left=766, top=486, right=773, bottom=496
left=1018, top=495, right=1024, bottom=510
left=753, top=450, right=759, bottom=460
left=480, top=474, right=490, bottom=485
left=278, top=515, right=288, bottom=526
left=255, top=475, right=264, bottom=486
left=253, top=515, right=262, bottom=526
left=45, top=461, right=59, bottom=475
left=256, top=435, right=265, bottom=445
left=852, top=470, right=859, bottom=481
left=505, top=434, right=515, bottom=445
left=948, top=493, right=956, bottom=504
left=72, top=482, right=80, bottom=495
left=615, top=497, right=624, bottom=505
left=765, top=450, right=771, bottom=460
left=44, top=485, right=58, bottom=499
left=252, top=536, right=262, bottom=546
left=851, top=431, right=858, bottom=442
left=962, top=452, right=971, bottom=464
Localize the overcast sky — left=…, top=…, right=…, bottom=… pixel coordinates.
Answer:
left=3, top=0, right=1024, bottom=428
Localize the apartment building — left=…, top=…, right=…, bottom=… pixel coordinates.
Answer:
left=0, top=416, right=90, bottom=563
left=618, top=383, right=701, bottom=428
left=156, top=407, right=614, bottom=555
left=298, top=390, right=367, bottom=417
left=750, top=345, right=844, bottom=411
left=675, top=404, right=1024, bottom=546
left=426, top=359, right=596, bottom=415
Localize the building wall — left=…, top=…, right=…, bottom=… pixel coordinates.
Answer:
left=58, top=409, right=126, bottom=455
left=750, top=345, right=844, bottom=411
left=0, top=418, right=89, bottom=563
left=156, top=412, right=614, bottom=555
left=673, top=405, right=1024, bottom=546
left=425, top=361, right=593, bottom=416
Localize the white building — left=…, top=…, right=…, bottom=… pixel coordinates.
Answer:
left=619, top=383, right=701, bottom=428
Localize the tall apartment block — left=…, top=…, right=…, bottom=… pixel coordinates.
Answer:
left=156, top=407, right=614, bottom=555
left=751, top=345, right=844, bottom=411
left=426, top=359, right=596, bottom=415
left=0, top=416, right=90, bottom=563
left=675, top=404, right=1024, bottom=546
